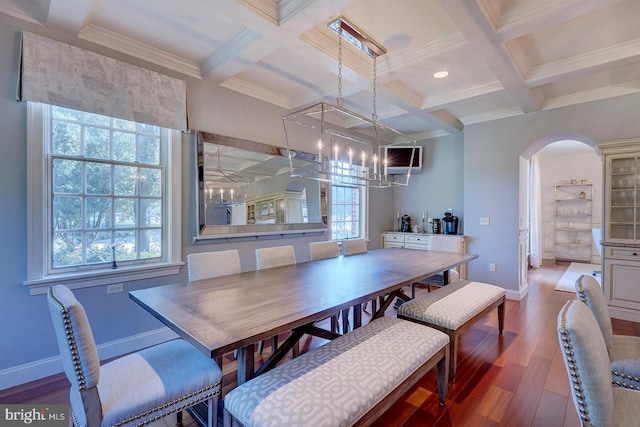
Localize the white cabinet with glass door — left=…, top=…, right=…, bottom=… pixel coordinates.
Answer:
left=598, top=138, right=640, bottom=321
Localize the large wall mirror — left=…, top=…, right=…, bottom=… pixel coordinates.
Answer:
left=194, top=131, right=328, bottom=240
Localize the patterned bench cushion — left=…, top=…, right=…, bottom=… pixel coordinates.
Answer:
left=398, top=280, right=506, bottom=330
left=224, top=316, right=449, bottom=427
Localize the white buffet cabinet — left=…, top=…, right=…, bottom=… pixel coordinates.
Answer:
left=381, top=232, right=468, bottom=280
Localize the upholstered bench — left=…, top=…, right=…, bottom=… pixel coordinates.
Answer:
left=397, top=280, right=506, bottom=381
left=223, top=317, right=449, bottom=427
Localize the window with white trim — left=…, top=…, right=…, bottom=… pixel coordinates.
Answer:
left=330, top=162, right=367, bottom=240
left=25, top=103, right=182, bottom=294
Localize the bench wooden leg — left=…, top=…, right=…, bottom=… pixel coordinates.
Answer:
left=498, top=299, right=505, bottom=333
left=449, top=330, right=459, bottom=382
left=437, top=346, right=449, bottom=406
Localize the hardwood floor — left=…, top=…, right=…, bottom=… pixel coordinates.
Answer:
left=2, top=260, right=637, bottom=426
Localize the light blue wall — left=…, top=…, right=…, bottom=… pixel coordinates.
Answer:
left=463, top=99, right=640, bottom=290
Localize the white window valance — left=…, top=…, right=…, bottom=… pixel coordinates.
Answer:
left=18, top=31, right=188, bottom=130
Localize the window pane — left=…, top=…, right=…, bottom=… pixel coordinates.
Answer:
left=53, top=159, right=81, bottom=193
left=141, top=199, right=162, bottom=226
left=53, top=232, right=82, bottom=267
left=86, top=197, right=112, bottom=229
left=115, top=230, right=136, bottom=261
left=140, top=229, right=162, bottom=259
left=139, top=168, right=161, bottom=197
left=115, top=198, right=136, bottom=227
left=114, top=166, right=137, bottom=196
left=52, top=106, right=82, bottom=121
left=84, top=126, right=110, bottom=159
left=53, top=196, right=81, bottom=230
left=113, top=118, right=136, bottom=131
left=86, top=231, right=112, bottom=264
left=138, top=123, right=160, bottom=136
left=113, top=131, right=136, bottom=162
left=53, top=121, right=81, bottom=155
left=86, top=163, right=112, bottom=195
left=83, top=111, right=110, bottom=126
left=139, top=135, right=160, bottom=164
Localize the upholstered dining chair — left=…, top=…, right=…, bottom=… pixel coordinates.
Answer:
left=255, top=245, right=296, bottom=353
left=308, top=241, right=341, bottom=333
left=411, top=235, right=463, bottom=297
left=308, top=240, right=341, bottom=261
left=575, top=274, right=640, bottom=389
left=341, top=238, right=378, bottom=320
left=255, top=245, right=296, bottom=270
left=187, top=249, right=242, bottom=363
left=557, top=299, right=640, bottom=426
left=187, top=249, right=241, bottom=282
left=341, top=238, right=368, bottom=256
left=47, top=285, right=222, bottom=427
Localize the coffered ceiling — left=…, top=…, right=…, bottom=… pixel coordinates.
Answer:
left=1, top=0, right=637, bottom=140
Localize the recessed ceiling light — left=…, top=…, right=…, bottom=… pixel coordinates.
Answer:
left=433, top=71, right=449, bottom=79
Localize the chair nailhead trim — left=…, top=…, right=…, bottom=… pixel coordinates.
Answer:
left=49, top=288, right=87, bottom=390
left=559, top=325, right=590, bottom=424
left=113, top=382, right=221, bottom=427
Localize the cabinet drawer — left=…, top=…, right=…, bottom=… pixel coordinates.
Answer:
left=385, top=242, right=404, bottom=248
left=405, top=234, right=428, bottom=244
left=385, top=233, right=404, bottom=242
left=606, top=246, right=640, bottom=260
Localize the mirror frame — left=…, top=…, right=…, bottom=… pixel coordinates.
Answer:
left=193, top=131, right=328, bottom=241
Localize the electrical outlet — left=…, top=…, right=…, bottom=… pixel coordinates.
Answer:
left=480, top=217, right=490, bottom=226
left=107, top=283, right=124, bottom=294
left=489, top=263, right=497, bottom=272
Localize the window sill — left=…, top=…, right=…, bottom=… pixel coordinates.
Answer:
left=24, top=262, right=183, bottom=295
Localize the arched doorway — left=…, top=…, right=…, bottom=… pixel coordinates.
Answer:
left=519, top=132, right=600, bottom=294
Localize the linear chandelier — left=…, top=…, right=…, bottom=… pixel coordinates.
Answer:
left=282, top=17, right=417, bottom=188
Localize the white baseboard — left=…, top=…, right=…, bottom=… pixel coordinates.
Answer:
left=506, top=282, right=529, bottom=301
left=0, top=327, right=178, bottom=391
left=609, top=306, right=640, bottom=323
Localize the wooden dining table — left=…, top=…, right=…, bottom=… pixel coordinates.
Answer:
left=129, top=247, right=478, bottom=386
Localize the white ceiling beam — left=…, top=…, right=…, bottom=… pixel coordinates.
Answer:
left=46, top=0, right=94, bottom=34
left=438, top=0, right=541, bottom=114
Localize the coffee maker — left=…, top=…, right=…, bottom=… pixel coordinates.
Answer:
left=400, top=215, right=411, bottom=232
left=442, top=208, right=459, bottom=235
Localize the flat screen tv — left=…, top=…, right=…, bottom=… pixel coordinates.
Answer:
left=384, top=145, right=422, bottom=175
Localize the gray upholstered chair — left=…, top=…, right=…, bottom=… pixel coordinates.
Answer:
left=255, top=245, right=296, bottom=270
left=341, top=239, right=378, bottom=320
left=187, top=249, right=241, bottom=282
left=255, top=245, right=296, bottom=353
left=557, top=299, right=640, bottom=426
left=308, top=240, right=340, bottom=261
left=187, top=249, right=242, bottom=363
left=341, top=238, right=368, bottom=256
left=47, top=285, right=222, bottom=427
left=308, top=241, right=341, bottom=333
left=412, top=235, right=463, bottom=296
left=575, top=274, right=640, bottom=389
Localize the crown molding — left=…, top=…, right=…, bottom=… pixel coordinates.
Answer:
left=0, top=0, right=47, bottom=25
left=383, top=81, right=423, bottom=109
left=221, top=76, right=292, bottom=109
left=421, top=80, right=504, bottom=110
left=237, top=0, right=315, bottom=26
left=541, top=79, right=640, bottom=110
left=460, top=106, right=523, bottom=125
left=526, top=38, right=640, bottom=86
left=496, top=0, right=579, bottom=34
left=407, top=129, right=451, bottom=141
left=79, top=24, right=203, bottom=80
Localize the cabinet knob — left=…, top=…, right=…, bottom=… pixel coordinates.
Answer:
left=634, top=252, right=638, bottom=256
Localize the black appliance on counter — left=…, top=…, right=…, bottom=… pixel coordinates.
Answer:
left=400, top=215, right=411, bottom=232
left=442, top=209, right=459, bottom=235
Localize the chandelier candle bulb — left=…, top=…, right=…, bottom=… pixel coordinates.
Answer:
left=384, top=158, right=388, bottom=177
left=373, top=154, right=378, bottom=175
left=230, top=189, right=234, bottom=201
left=317, top=140, right=322, bottom=163
left=348, top=148, right=353, bottom=170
